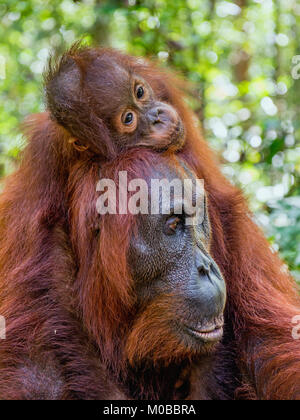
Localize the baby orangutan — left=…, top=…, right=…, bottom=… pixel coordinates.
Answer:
left=45, top=44, right=185, bottom=158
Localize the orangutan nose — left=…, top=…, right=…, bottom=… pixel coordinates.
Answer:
left=147, top=107, right=164, bottom=124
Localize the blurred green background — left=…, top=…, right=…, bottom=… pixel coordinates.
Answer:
left=0, top=0, right=299, bottom=280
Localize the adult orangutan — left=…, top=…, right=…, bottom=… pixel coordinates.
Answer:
left=0, top=44, right=299, bottom=399
left=0, top=144, right=229, bottom=399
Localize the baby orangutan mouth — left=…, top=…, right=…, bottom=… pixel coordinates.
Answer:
left=170, top=119, right=185, bottom=148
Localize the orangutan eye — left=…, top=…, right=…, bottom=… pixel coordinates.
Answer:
left=123, top=112, right=134, bottom=125
left=164, top=216, right=183, bottom=236
left=136, top=85, right=144, bottom=99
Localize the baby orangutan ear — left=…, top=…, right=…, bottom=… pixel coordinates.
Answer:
left=68, top=137, right=89, bottom=153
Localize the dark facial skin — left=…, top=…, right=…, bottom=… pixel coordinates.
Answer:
left=128, top=163, right=226, bottom=354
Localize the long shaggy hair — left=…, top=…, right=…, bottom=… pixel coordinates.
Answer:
left=0, top=45, right=299, bottom=399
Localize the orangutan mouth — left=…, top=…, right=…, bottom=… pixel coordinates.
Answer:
left=185, top=322, right=224, bottom=343
left=171, top=120, right=185, bottom=146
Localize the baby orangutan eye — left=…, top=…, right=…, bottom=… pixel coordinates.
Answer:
left=164, top=216, right=183, bottom=236
left=118, top=110, right=138, bottom=133
left=136, top=85, right=145, bottom=99
left=122, top=111, right=134, bottom=126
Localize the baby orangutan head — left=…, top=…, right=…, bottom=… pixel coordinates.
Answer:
left=45, top=44, right=185, bottom=158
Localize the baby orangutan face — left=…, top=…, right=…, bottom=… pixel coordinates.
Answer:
left=45, top=47, right=185, bottom=156
left=108, top=71, right=185, bottom=150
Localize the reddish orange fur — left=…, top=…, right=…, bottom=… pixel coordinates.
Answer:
left=125, top=294, right=207, bottom=367
left=0, top=47, right=299, bottom=399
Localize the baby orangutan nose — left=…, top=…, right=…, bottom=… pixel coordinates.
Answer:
left=147, top=102, right=179, bottom=127
left=147, top=106, right=165, bottom=124
left=145, top=102, right=185, bottom=149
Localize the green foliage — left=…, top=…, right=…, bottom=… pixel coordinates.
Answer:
left=267, top=193, right=300, bottom=281
left=0, top=0, right=299, bottom=279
